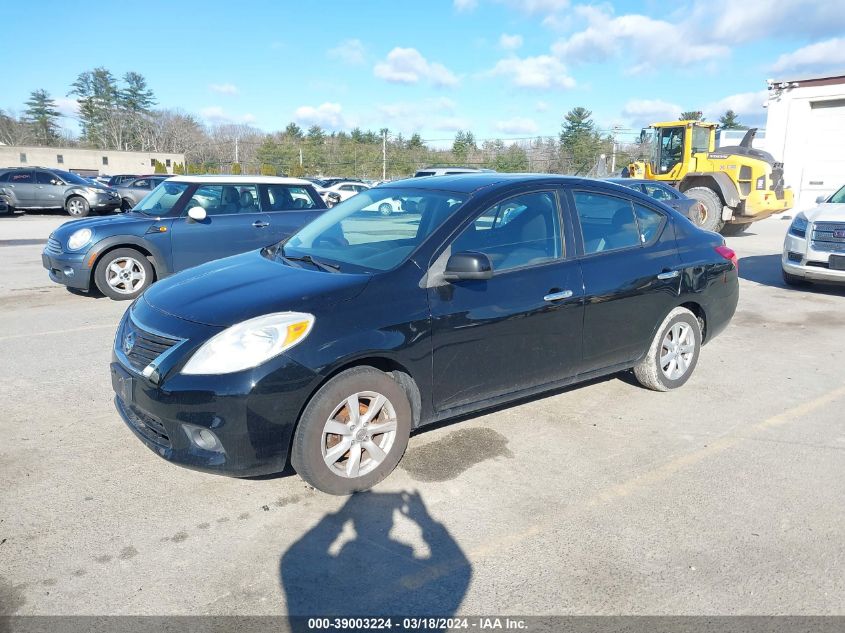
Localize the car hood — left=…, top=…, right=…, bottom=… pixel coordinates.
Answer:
left=804, top=203, right=845, bottom=223
left=142, top=249, right=371, bottom=327
left=51, top=211, right=158, bottom=240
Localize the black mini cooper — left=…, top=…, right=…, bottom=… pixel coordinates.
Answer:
left=111, top=174, right=738, bottom=494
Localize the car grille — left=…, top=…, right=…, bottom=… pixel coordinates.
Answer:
left=121, top=317, right=180, bottom=374
left=811, top=222, right=845, bottom=253
left=45, top=237, right=62, bottom=256
left=118, top=397, right=171, bottom=448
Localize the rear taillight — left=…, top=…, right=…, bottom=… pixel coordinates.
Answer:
left=715, top=245, right=738, bottom=270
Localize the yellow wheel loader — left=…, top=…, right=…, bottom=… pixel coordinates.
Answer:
left=627, top=121, right=793, bottom=234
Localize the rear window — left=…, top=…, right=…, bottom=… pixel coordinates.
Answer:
left=414, top=171, right=435, bottom=177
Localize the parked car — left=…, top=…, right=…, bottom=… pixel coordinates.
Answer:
left=116, top=175, right=172, bottom=211
left=414, top=166, right=495, bottom=177
left=606, top=178, right=705, bottom=223
left=782, top=183, right=845, bottom=286
left=318, top=181, right=370, bottom=204
left=43, top=175, right=326, bottom=300
left=107, top=174, right=140, bottom=187
left=0, top=167, right=121, bottom=216
left=109, top=174, right=738, bottom=494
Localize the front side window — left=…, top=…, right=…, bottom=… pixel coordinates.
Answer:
left=829, top=186, right=845, bottom=203
left=283, top=188, right=466, bottom=272
left=451, top=191, right=562, bottom=273
left=133, top=182, right=190, bottom=215
left=574, top=191, right=641, bottom=254
left=133, top=179, right=150, bottom=189
left=263, top=185, right=318, bottom=210
left=36, top=171, right=61, bottom=185
left=643, top=183, right=675, bottom=201
left=184, top=184, right=260, bottom=216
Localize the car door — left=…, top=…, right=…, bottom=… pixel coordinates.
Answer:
left=260, top=184, right=324, bottom=243
left=35, top=170, right=66, bottom=207
left=169, top=184, right=273, bottom=271
left=568, top=188, right=682, bottom=374
left=6, top=170, right=36, bottom=207
left=428, top=189, right=584, bottom=412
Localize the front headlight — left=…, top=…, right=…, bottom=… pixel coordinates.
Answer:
left=181, top=312, right=315, bottom=375
left=789, top=213, right=808, bottom=238
left=67, top=228, right=93, bottom=251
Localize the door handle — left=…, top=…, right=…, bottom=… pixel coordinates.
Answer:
left=657, top=270, right=680, bottom=280
left=543, top=290, right=573, bottom=302
left=253, top=220, right=269, bottom=228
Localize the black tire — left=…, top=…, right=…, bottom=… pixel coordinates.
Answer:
left=721, top=222, right=749, bottom=236
left=378, top=202, right=393, bottom=216
left=93, top=248, right=153, bottom=301
left=684, top=187, right=724, bottom=233
left=65, top=195, right=90, bottom=217
left=782, top=269, right=809, bottom=287
left=633, top=307, right=702, bottom=392
left=121, top=198, right=133, bottom=212
left=291, top=366, right=412, bottom=495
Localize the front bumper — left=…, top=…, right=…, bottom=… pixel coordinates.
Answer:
left=782, top=231, right=845, bottom=284
left=110, top=305, right=320, bottom=477
left=42, top=249, right=91, bottom=291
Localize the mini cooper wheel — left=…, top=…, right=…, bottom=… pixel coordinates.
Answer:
left=65, top=196, right=90, bottom=217
left=633, top=307, right=702, bottom=392
left=378, top=202, right=393, bottom=216
left=291, top=366, right=412, bottom=495
left=94, top=248, right=153, bottom=300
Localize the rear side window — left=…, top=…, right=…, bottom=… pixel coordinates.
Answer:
left=8, top=171, right=33, bottom=183
left=633, top=203, right=666, bottom=244
left=133, top=179, right=150, bottom=188
left=643, top=183, right=676, bottom=201
left=262, top=185, right=318, bottom=210
left=574, top=191, right=640, bottom=254
left=185, top=184, right=259, bottom=216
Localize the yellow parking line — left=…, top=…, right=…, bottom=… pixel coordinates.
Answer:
left=0, top=323, right=116, bottom=343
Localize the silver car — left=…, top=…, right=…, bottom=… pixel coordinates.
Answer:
left=0, top=167, right=121, bottom=217
left=116, top=175, right=172, bottom=211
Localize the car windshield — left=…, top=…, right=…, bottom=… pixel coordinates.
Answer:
left=281, top=188, right=467, bottom=272
left=53, top=170, right=91, bottom=186
left=133, top=182, right=190, bottom=215
left=829, top=186, right=845, bottom=203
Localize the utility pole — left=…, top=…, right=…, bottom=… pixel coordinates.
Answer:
left=382, top=130, right=387, bottom=181
left=610, top=125, right=621, bottom=174
left=234, top=137, right=239, bottom=164
left=299, top=147, right=303, bottom=168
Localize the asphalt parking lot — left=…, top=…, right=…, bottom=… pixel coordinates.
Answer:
left=1, top=211, right=844, bottom=617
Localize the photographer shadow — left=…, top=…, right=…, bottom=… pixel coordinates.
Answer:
left=280, top=490, right=471, bottom=629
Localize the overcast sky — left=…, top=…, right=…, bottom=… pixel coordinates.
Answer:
left=3, top=0, right=844, bottom=142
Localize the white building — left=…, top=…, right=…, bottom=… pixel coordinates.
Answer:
left=0, top=145, right=185, bottom=177
left=765, top=72, right=845, bottom=210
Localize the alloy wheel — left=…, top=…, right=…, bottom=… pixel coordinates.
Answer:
left=106, top=257, right=146, bottom=295
left=660, top=322, right=695, bottom=380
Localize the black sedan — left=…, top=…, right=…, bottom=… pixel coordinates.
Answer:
left=111, top=174, right=738, bottom=495
left=606, top=178, right=704, bottom=223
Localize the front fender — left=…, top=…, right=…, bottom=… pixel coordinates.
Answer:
left=85, top=234, right=173, bottom=278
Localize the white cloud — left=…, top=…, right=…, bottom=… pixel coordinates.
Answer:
left=209, top=83, right=238, bottom=95
left=535, top=100, right=549, bottom=112
left=552, top=7, right=729, bottom=72
left=499, top=33, right=523, bottom=50
left=495, top=117, right=539, bottom=134
left=705, top=91, right=768, bottom=117
left=489, top=55, right=575, bottom=89
left=700, top=0, right=845, bottom=43
left=54, top=97, right=79, bottom=118
left=293, top=102, right=347, bottom=129
left=374, top=48, right=459, bottom=87
left=620, top=99, right=682, bottom=127
left=199, top=106, right=255, bottom=124
left=770, top=38, right=845, bottom=75
left=327, top=39, right=366, bottom=66
left=453, top=0, right=478, bottom=11
left=500, top=0, right=569, bottom=14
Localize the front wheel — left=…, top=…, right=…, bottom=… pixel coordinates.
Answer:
left=633, top=307, right=702, bottom=392
left=291, top=367, right=412, bottom=495
left=94, top=248, right=153, bottom=300
left=65, top=196, right=90, bottom=217
left=121, top=198, right=133, bottom=212
left=684, top=187, right=724, bottom=233
left=378, top=202, right=393, bottom=216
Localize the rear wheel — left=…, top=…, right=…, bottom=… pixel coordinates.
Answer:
left=94, top=248, right=153, bottom=300
left=291, top=367, right=412, bottom=495
left=633, top=307, right=702, bottom=392
left=684, top=187, right=724, bottom=232
left=722, top=222, right=749, bottom=236
left=65, top=196, right=90, bottom=217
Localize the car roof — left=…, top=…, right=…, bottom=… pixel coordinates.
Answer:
left=164, top=175, right=313, bottom=186
left=380, top=173, right=608, bottom=194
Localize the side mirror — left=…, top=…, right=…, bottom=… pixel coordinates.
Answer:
left=188, top=207, right=207, bottom=222
left=816, top=195, right=827, bottom=204
left=444, top=251, right=493, bottom=281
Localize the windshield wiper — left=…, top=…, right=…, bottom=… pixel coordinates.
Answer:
left=280, top=250, right=340, bottom=273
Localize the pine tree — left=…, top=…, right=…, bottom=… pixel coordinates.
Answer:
left=260, top=163, right=277, bottom=176
left=120, top=72, right=156, bottom=112
left=153, top=159, right=167, bottom=174
left=679, top=111, right=704, bottom=121
left=172, top=162, right=185, bottom=175
left=560, top=107, right=607, bottom=174
left=23, top=89, right=61, bottom=145
left=718, top=109, right=746, bottom=129
left=231, top=162, right=242, bottom=175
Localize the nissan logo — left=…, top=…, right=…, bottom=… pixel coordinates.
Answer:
left=123, top=331, right=136, bottom=355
